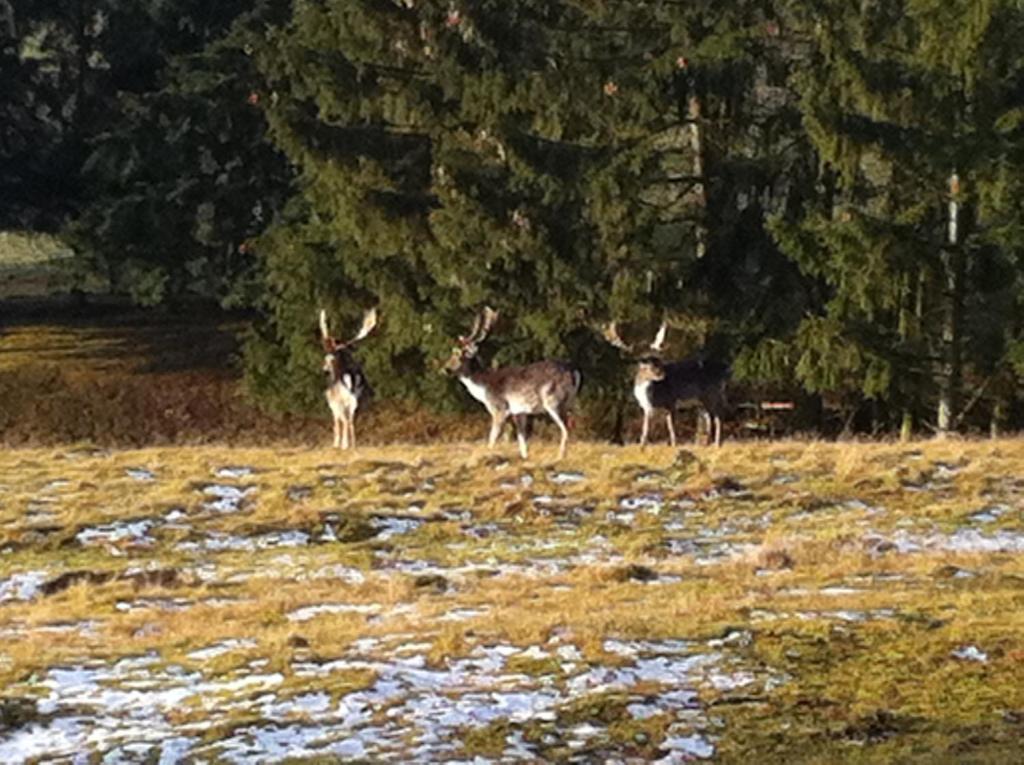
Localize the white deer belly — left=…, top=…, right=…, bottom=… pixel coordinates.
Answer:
left=633, top=381, right=654, bottom=412
left=506, top=392, right=539, bottom=415
left=326, top=381, right=358, bottom=418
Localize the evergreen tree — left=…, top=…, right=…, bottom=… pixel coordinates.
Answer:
left=0, top=0, right=107, bottom=229
left=245, top=0, right=817, bottom=422
left=67, top=0, right=293, bottom=306
left=768, top=0, right=1024, bottom=435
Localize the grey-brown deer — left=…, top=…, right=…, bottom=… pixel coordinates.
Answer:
left=319, top=307, right=377, bottom=449
left=445, top=307, right=582, bottom=459
left=605, top=321, right=729, bottom=447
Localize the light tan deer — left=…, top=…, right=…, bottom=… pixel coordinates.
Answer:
left=446, top=307, right=582, bottom=459
left=319, top=307, right=377, bottom=449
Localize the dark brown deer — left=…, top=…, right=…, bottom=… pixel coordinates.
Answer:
left=605, top=321, right=729, bottom=446
left=445, top=307, right=582, bottom=459
left=319, top=307, right=377, bottom=449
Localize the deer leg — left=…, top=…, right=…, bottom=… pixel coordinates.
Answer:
left=713, top=414, right=722, bottom=447
left=340, top=413, right=351, bottom=450
left=640, top=409, right=651, bottom=446
left=513, top=414, right=530, bottom=459
left=487, top=412, right=508, bottom=449
left=546, top=405, right=570, bottom=460
left=333, top=417, right=342, bottom=449
left=348, top=413, right=357, bottom=450
left=665, top=411, right=677, bottom=447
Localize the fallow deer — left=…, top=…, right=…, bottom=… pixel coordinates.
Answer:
left=319, top=307, right=377, bottom=449
left=445, top=307, right=582, bottom=459
left=605, top=321, right=729, bottom=447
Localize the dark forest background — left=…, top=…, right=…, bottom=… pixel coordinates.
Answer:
left=5, top=0, right=1024, bottom=440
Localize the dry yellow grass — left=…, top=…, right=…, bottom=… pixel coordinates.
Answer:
left=1, top=438, right=1024, bottom=761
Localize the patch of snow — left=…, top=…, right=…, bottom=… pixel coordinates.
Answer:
left=304, top=564, right=366, bottom=584
left=178, top=533, right=255, bottom=553
left=286, top=603, right=382, bottom=622
left=819, top=586, right=861, bottom=596
left=968, top=505, right=1010, bottom=524
left=551, top=471, right=585, bottom=484
left=660, top=733, right=715, bottom=760
left=0, top=570, right=49, bottom=603
left=619, top=494, right=663, bottom=511
left=707, top=670, right=756, bottom=691
left=437, top=607, right=489, bottom=622
left=76, top=519, right=155, bottom=548
left=951, top=645, right=988, bottom=663
left=215, top=466, right=254, bottom=479
left=933, top=461, right=963, bottom=479
left=628, top=702, right=663, bottom=720
left=188, top=639, right=257, bottom=661
left=371, top=516, right=422, bottom=540
left=115, top=598, right=191, bottom=613
left=201, top=484, right=256, bottom=513
left=255, top=530, right=310, bottom=549
left=34, top=620, right=101, bottom=635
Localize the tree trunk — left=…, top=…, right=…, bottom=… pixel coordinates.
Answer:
left=937, top=173, right=964, bottom=436
left=937, top=252, right=965, bottom=435
left=685, top=93, right=707, bottom=260
left=990, top=398, right=1006, bottom=439
left=897, top=271, right=916, bottom=441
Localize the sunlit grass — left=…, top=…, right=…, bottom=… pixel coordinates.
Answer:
left=1, top=439, right=1023, bottom=760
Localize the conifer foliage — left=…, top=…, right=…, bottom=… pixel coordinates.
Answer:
left=768, top=0, right=1024, bottom=434
left=8, top=0, right=1024, bottom=435
left=244, top=0, right=810, bottom=414
left=68, top=0, right=293, bottom=306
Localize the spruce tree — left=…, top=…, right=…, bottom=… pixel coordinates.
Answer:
left=67, top=0, right=293, bottom=306
left=770, top=0, right=1024, bottom=435
left=245, top=0, right=817, bottom=421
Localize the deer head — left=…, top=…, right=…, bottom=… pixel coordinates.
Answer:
left=445, top=306, right=499, bottom=375
left=319, top=307, right=378, bottom=380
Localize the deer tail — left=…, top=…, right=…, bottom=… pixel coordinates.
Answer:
left=572, top=368, right=583, bottom=395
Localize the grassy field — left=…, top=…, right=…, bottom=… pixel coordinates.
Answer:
left=0, top=314, right=563, bottom=447
left=0, top=233, right=83, bottom=300
left=2, top=439, right=1023, bottom=762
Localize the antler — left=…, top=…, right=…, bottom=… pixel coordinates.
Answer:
left=604, top=319, right=669, bottom=354
left=319, top=309, right=337, bottom=351
left=649, top=321, right=668, bottom=352
left=462, top=306, right=498, bottom=346
left=603, top=321, right=634, bottom=352
left=348, top=308, right=378, bottom=345
left=320, top=307, right=378, bottom=351
left=477, top=306, right=499, bottom=342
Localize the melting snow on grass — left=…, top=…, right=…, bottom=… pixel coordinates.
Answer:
left=201, top=484, right=256, bottom=513
left=76, top=519, right=156, bottom=548
left=0, top=571, right=49, bottom=603
left=0, top=637, right=741, bottom=762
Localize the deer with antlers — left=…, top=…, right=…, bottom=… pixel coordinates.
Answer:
left=319, top=307, right=377, bottom=449
left=445, top=307, right=582, bottom=460
left=605, top=321, right=729, bottom=447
